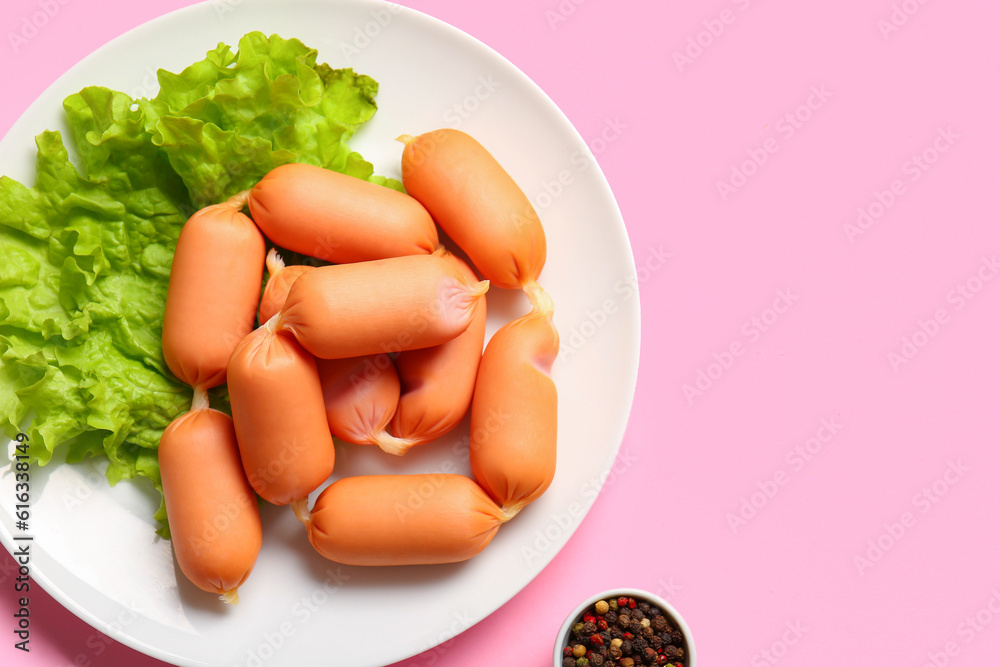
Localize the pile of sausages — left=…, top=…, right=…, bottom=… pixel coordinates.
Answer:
left=156, top=129, right=558, bottom=604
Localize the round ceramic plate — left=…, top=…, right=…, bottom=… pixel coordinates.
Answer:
left=0, top=1, right=640, bottom=665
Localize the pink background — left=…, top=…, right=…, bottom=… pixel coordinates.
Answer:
left=3, top=0, right=1000, bottom=665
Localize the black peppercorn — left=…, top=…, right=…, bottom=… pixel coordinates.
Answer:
left=651, top=616, right=667, bottom=632
left=582, top=622, right=597, bottom=635
left=563, top=658, right=576, bottom=667
left=638, top=602, right=651, bottom=613
left=590, top=655, right=605, bottom=667
left=604, top=611, right=618, bottom=624
left=632, top=608, right=645, bottom=621
left=617, top=614, right=631, bottom=629
left=644, top=647, right=658, bottom=663
left=609, top=645, right=623, bottom=660
left=630, top=620, right=643, bottom=634
left=649, top=635, right=663, bottom=650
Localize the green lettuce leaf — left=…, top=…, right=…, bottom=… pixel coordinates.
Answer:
left=140, top=31, right=403, bottom=206
left=0, top=32, right=398, bottom=537
left=0, top=118, right=193, bottom=536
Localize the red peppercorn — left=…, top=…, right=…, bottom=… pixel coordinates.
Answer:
left=564, top=647, right=574, bottom=657
left=628, top=598, right=637, bottom=609
left=583, top=614, right=597, bottom=624
left=597, top=620, right=609, bottom=631
left=617, top=597, right=629, bottom=607
left=623, top=632, right=633, bottom=640
left=589, top=634, right=604, bottom=646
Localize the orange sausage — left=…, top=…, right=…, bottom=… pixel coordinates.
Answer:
left=389, top=252, right=487, bottom=449
left=258, top=248, right=314, bottom=324
left=303, top=474, right=506, bottom=566
left=159, top=392, right=262, bottom=605
left=317, top=355, right=400, bottom=447
left=277, top=252, right=489, bottom=359
left=247, top=163, right=439, bottom=264
left=469, top=304, right=559, bottom=517
left=399, top=129, right=546, bottom=290
left=263, top=253, right=400, bottom=449
left=162, top=194, right=265, bottom=389
left=227, top=318, right=335, bottom=506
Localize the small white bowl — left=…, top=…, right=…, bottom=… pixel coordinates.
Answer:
left=553, top=588, right=697, bottom=667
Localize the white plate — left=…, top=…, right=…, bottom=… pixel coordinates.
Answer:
left=0, top=1, right=640, bottom=665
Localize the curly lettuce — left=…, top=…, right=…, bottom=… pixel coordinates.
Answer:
left=0, top=32, right=396, bottom=536
left=141, top=31, right=403, bottom=205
